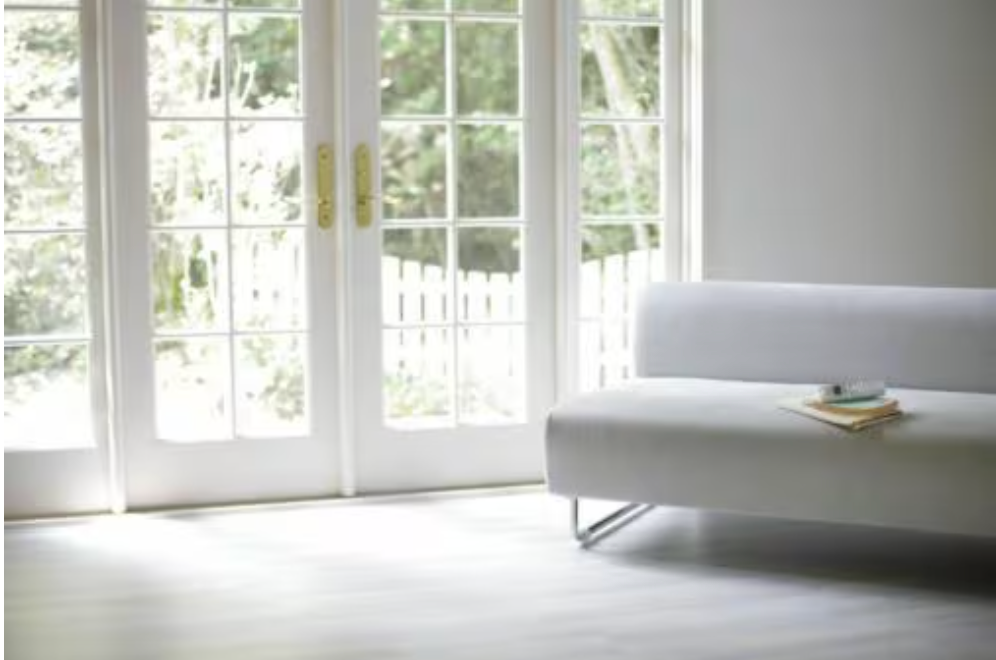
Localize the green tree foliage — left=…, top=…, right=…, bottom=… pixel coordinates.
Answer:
left=5, top=12, right=86, bottom=392
left=378, top=6, right=662, bottom=271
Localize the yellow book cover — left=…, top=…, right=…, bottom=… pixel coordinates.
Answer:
left=807, top=397, right=900, bottom=417
left=778, top=397, right=903, bottom=431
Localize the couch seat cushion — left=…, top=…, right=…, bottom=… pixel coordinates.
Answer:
left=546, top=379, right=996, bottom=536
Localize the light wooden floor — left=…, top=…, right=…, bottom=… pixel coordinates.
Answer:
left=6, top=489, right=996, bottom=660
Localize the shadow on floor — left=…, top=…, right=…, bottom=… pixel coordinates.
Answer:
left=594, top=508, right=996, bottom=599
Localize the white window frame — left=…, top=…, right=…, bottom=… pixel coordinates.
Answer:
left=3, top=0, right=115, bottom=517
left=555, top=0, right=702, bottom=399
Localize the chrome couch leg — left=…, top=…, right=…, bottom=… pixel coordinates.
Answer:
left=570, top=498, right=653, bottom=547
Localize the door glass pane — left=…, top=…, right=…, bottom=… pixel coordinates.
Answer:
left=149, top=122, right=227, bottom=226
left=457, top=227, right=522, bottom=322
left=147, top=1, right=307, bottom=441
left=4, top=123, right=84, bottom=228
left=154, top=338, right=231, bottom=441
left=458, top=326, right=524, bottom=423
left=578, top=6, right=667, bottom=391
left=456, top=21, right=519, bottom=116
left=4, top=3, right=94, bottom=450
left=228, top=14, right=301, bottom=116
left=384, top=328, right=453, bottom=427
left=152, top=230, right=230, bottom=332
left=147, top=12, right=224, bottom=117
left=4, top=11, right=81, bottom=117
left=382, top=227, right=449, bottom=325
left=381, top=123, right=448, bottom=220
left=380, top=18, right=446, bottom=116
left=235, top=334, right=306, bottom=437
left=231, top=121, right=302, bottom=225
left=4, top=344, right=92, bottom=450
left=232, top=228, right=306, bottom=331
left=457, top=124, right=520, bottom=218
left=379, top=2, right=524, bottom=429
left=4, top=233, right=88, bottom=336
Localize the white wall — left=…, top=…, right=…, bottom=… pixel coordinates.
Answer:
left=703, top=0, right=996, bottom=287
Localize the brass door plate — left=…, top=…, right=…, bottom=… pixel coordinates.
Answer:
left=354, top=143, right=373, bottom=229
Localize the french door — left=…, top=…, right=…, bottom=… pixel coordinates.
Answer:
left=342, top=0, right=556, bottom=492
left=104, top=0, right=342, bottom=508
left=5, top=0, right=686, bottom=515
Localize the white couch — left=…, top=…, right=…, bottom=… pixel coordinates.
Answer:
left=546, top=282, right=996, bottom=542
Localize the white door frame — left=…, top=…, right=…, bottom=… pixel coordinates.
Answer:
left=104, top=0, right=342, bottom=509
left=339, top=0, right=557, bottom=493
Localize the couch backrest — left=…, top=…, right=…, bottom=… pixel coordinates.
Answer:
left=634, top=282, right=996, bottom=393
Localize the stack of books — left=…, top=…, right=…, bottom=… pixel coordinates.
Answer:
left=779, top=384, right=903, bottom=431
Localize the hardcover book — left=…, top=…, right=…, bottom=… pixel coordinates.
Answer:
left=778, top=396, right=903, bottom=431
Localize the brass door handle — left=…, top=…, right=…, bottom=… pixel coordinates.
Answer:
left=354, top=143, right=374, bottom=229
left=316, top=143, right=333, bottom=230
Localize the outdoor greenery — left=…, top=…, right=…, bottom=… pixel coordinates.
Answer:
left=5, top=11, right=88, bottom=431
left=5, top=1, right=665, bottom=439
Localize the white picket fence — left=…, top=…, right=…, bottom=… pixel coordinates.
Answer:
left=580, top=248, right=665, bottom=389
left=381, top=248, right=665, bottom=395
left=163, top=245, right=666, bottom=430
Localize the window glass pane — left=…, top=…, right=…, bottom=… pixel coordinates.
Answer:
left=581, top=0, right=660, bottom=18
left=232, top=228, right=305, bottom=331
left=155, top=338, right=231, bottom=441
left=228, top=14, right=301, bottom=116
left=384, top=328, right=453, bottom=427
left=148, top=12, right=224, bottom=117
left=580, top=320, right=633, bottom=392
left=580, top=124, right=659, bottom=216
left=4, top=11, right=81, bottom=117
left=457, top=227, right=522, bottom=322
left=381, top=123, right=448, bottom=220
left=4, top=3, right=93, bottom=451
left=453, top=0, right=518, bottom=13
left=231, top=121, right=302, bottom=225
left=148, top=1, right=222, bottom=7
left=459, top=326, right=524, bottom=423
left=456, top=22, right=518, bottom=116
left=382, top=227, right=449, bottom=325
left=4, top=123, right=84, bottom=228
left=581, top=24, right=659, bottom=117
left=4, top=233, right=88, bottom=336
left=381, top=0, right=445, bottom=10
left=235, top=334, right=306, bottom=437
left=4, top=344, right=92, bottom=450
left=230, top=0, right=299, bottom=8
left=152, top=230, right=230, bottom=332
left=150, top=122, right=227, bottom=226
left=380, top=19, right=446, bottom=116
left=5, top=1, right=78, bottom=6
left=457, top=124, right=520, bottom=218
left=580, top=223, right=662, bottom=319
